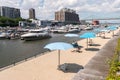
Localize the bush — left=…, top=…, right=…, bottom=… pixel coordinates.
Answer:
left=106, top=38, right=120, bottom=80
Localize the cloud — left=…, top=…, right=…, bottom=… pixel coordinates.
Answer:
left=0, top=0, right=20, bottom=8
left=112, top=0, right=120, bottom=8
left=20, top=9, right=28, bottom=19
left=0, top=0, right=120, bottom=20
left=20, top=0, right=44, bottom=9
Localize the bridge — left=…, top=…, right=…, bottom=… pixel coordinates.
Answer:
left=81, top=15, right=120, bottom=21
left=81, top=18, right=120, bottom=21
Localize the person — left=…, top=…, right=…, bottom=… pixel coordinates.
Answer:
left=72, top=41, right=82, bottom=53
left=76, top=46, right=82, bottom=53
left=72, top=41, right=79, bottom=48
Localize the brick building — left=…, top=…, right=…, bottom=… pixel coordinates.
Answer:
left=55, top=8, right=80, bottom=25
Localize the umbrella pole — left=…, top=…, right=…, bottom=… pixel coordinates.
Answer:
left=112, top=31, right=114, bottom=37
left=104, top=32, right=105, bottom=38
left=87, top=38, right=88, bottom=48
left=58, top=50, right=60, bottom=66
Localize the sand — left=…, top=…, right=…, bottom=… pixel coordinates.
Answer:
left=0, top=28, right=119, bottom=80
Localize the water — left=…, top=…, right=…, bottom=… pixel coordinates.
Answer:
left=0, top=23, right=119, bottom=69
left=0, top=32, right=85, bottom=68
left=0, top=24, right=118, bottom=68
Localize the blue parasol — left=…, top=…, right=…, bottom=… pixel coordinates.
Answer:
left=80, top=32, right=96, bottom=48
left=44, top=42, right=74, bottom=67
left=64, top=33, right=79, bottom=37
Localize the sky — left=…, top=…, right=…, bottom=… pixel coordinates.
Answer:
left=0, top=0, right=120, bottom=21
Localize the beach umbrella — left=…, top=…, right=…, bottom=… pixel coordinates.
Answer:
left=64, top=33, right=79, bottom=37
left=80, top=32, right=96, bottom=48
left=107, top=26, right=117, bottom=31
left=100, top=28, right=110, bottom=32
left=93, top=28, right=102, bottom=37
left=93, top=28, right=101, bottom=33
left=107, top=26, right=117, bottom=29
left=100, top=28, right=110, bottom=38
left=44, top=42, right=74, bottom=67
left=107, top=26, right=117, bottom=36
left=64, top=33, right=79, bottom=42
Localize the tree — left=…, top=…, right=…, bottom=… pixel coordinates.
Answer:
left=0, top=17, right=29, bottom=27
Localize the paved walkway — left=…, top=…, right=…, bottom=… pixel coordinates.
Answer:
left=72, top=32, right=120, bottom=80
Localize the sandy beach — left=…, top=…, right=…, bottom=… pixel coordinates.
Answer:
left=0, top=28, right=119, bottom=80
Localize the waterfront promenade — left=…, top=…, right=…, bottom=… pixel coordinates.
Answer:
left=72, top=31, right=120, bottom=80
left=0, top=28, right=119, bottom=80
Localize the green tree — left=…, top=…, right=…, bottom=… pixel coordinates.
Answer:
left=0, top=16, right=30, bottom=27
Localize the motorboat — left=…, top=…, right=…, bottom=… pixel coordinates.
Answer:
left=51, top=26, right=68, bottom=33
left=84, top=26, right=93, bottom=30
left=21, top=29, right=51, bottom=41
left=0, top=32, right=10, bottom=39
left=68, top=27, right=81, bottom=33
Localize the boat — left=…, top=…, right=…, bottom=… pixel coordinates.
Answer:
left=68, top=27, right=81, bottom=33
left=84, top=25, right=93, bottom=30
left=21, top=29, right=51, bottom=41
left=51, top=26, right=68, bottom=33
left=0, top=32, right=10, bottom=39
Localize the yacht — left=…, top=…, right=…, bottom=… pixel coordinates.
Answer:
left=21, top=29, right=51, bottom=41
left=0, top=32, right=10, bottom=39
left=51, top=26, right=68, bottom=33
left=68, top=27, right=81, bottom=33
left=84, top=26, right=93, bottom=30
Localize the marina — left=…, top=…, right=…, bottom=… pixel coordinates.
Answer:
left=0, top=25, right=119, bottom=80
left=0, top=31, right=82, bottom=68
left=0, top=24, right=119, bottom=69
left=1, top=0, right=120, bottom=80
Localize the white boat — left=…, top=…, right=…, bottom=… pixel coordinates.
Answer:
left=21, top=29, right=51, bottom=41
left=0, top=32, right=10, bottom=39
left=68, top=27, right=81, bottom=33
left=51, top=26, right=68, bottom=33
left=84, top=26, right=93, bottom=30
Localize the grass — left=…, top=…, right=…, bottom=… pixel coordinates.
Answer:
left=106, top=38, right=120, bottom=80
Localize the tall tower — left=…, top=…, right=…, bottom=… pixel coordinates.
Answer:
left=29, top=8, right=35, bottom=19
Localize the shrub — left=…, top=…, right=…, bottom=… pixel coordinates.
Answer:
left=106, top=38, right=120, bottom=80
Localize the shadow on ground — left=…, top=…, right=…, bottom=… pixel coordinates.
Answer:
left=114, top=34, right=119, bottom=36
left=59, top=63, right=84, bottom=73
left=85, top=48, right=100, bottom=51
left=101, top=37, right=111, bottom=39
left=89, top=44, right=101, bottom=46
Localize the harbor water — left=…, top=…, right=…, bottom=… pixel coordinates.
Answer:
left=0, top=32, right=85, bottom=68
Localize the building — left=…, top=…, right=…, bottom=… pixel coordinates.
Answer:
left=80, top=20, right=87, bottom=25
left=19, top=21, right=28, bottom=27
left=92, top=20, right=99, bottom=25
left=0, top=6, right=20, bottom=18
left=39, top=20, right=52, bottom=27
left=19, top=21, right=37, bottom=28
left=29, top=8, right=35, bottom=19
left=55, top=8, right=80, bottom=25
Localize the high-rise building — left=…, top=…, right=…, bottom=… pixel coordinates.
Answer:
left=0, top=6, right=21, bottom=18
left=29, top=8, right=35, bottom=19
left=55, top=8, right=80, bottom=24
